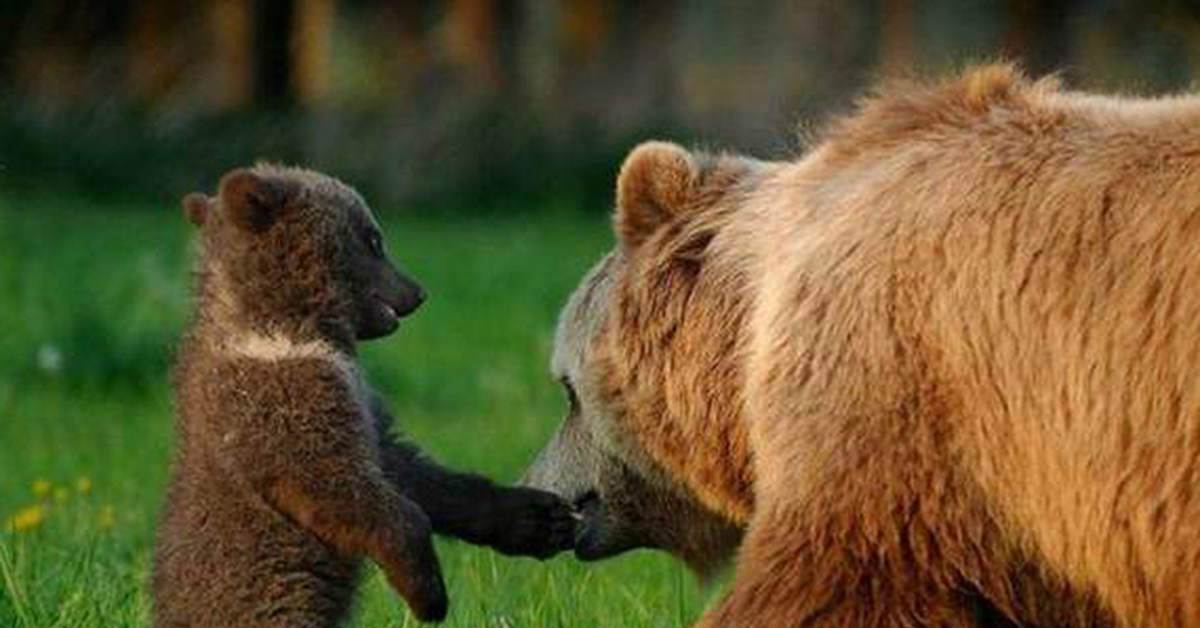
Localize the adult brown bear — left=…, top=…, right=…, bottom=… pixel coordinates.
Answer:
left=524, top=65, right=1200, bottom=628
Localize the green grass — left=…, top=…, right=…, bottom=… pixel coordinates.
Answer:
left=0, top=191, right=708, bottom=627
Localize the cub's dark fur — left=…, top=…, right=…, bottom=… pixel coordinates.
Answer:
left=152, top=165, right=575, bottom=628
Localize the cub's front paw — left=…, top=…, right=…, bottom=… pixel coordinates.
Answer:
left=488, top=486, right=578, bottom=560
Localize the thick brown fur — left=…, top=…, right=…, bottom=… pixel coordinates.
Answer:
left=527, top=65, right=1200, bottom=628
left=153, top=165, right=574, bottom=628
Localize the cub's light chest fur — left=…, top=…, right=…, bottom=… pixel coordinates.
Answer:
left=218, top=331, right=376, bottom=446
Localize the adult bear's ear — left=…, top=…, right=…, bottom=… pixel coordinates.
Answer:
left=218, top=169, right=294, bottom=234
left=181, top=192, right=211, bottom=227
left=615, top=141, right=698, bottom=250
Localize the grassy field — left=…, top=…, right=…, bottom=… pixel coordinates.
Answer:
left=0, top=191, right=708, bottom=627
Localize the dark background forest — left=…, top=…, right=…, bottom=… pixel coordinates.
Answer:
left=3, top=0, right=1200, bottom=209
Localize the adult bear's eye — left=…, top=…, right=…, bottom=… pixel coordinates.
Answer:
left=560, top=377, right=580, bottom=414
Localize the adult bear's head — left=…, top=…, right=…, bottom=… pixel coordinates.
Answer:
left=524, top=142, right=779, bottom=579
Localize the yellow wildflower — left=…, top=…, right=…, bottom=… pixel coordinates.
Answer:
left=8, top=505, right=46, bottom=531
left=31, top=480, right=51, bottom=499
left=75, top=477, right=92, bottom=494
left=97, top=504, right=115, bottom=529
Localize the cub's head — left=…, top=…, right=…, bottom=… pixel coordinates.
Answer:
left=183, top=165, right=424, bottom=344
left=523, top=142, right=775, bottom=579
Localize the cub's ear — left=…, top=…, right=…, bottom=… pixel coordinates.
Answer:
left=181, top=192, right=211, bottom=227
left=218, top=169, right=293, bottom=234
left=615, top=141, right=698, bottom=249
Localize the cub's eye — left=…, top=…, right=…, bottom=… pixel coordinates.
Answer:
left=366, top=232, right=384, bottom=258
left=560, top=377, right=580, bottom=414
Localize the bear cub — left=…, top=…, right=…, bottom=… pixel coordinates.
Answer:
left=152, top=165, right=576, bottom=628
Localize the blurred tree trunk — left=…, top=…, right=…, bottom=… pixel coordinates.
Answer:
left=253, top=0, right=296, bottom=109
left=1004, top=0, right=1074, bottom=75
left=211, top=0, right=331, bottom=111
left=13, top=0, right=132, bottom=108
left=444, top=0, right=515, bottom=91
left=128, top=0, right=179, bottom=105
left=562, top=0, right=612, bottom=61
left=608, top=0, right=673, bottom=105
left=292, top=0, right=333, bottom=105
left=210, top=0, right=253, bottom=111
left=1173, top=4, right=1200, bottom=87
left=878, top=0, right=916, bottom=76
left=385, top=0, right=433, bottom=94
